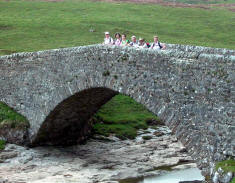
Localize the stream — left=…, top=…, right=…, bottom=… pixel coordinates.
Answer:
left=138, top=168, right=204, bottom=183
left=0, top=126, right=204, bottom=183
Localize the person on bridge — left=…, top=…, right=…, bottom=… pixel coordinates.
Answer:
left=120, top=34, right=130, bottom=46
left=150, top=36, right=166, bottom=50
left=138, top=38, right=148, bottom=48
left=129, top=35, right=139, bottom=47
left=103, top=32, right=114, bottom=45
left=114, top=32, right=122, bottom=46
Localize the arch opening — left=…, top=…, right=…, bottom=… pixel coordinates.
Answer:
left=32, top=87, right=118, bottom=146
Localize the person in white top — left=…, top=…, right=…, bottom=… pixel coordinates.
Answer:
left=138, top=38, right=148, bottom=48
left=129, top=35, right=139, bottom=47
left=150, top=36, right=166, bottom=50
left=103, top=32, right=114, bottom=45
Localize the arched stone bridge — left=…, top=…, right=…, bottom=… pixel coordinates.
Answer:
left=0, top=44, right=234, bottom=174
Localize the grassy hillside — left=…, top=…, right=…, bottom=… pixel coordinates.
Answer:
left=0, top=0, right=234, bottom=56
left=163, top=0, right=235, bottom=4
left=93, top=94, right=161, bottom=139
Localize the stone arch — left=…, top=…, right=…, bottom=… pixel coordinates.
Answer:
left=31, top=78, right=161, bottom=146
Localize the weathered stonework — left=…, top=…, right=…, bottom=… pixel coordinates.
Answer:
left=0, top=125, right=29, bottom=145
left=0, top=44, right=234, bottom=179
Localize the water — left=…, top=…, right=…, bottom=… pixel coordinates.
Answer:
left=2, top=126, right=204, bottom=183
left=139, top=168, right=204, bottom=183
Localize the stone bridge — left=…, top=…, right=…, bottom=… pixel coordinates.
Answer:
left=0, top=44, right=234, bottom=175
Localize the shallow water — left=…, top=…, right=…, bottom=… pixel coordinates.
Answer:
left=0, top=126, right=202, bottom=183
left=139, top=168, right=204, bottom=183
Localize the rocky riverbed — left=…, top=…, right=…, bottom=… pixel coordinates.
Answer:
left=0, top=126, right=204, bottom=183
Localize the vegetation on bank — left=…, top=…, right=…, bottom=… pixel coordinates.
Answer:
left=0, top=0, right=235, bottom=56
left=216, top=159, right=235, bottom=172
left=0, top=102, right=29, bottom=129
left=231, top=177, right=235, bottom=183
left=216, top=159, right=235, bottom=183
left=92, top=94, right=162, bottom=140
left=0, top=140, right=6, bottom=150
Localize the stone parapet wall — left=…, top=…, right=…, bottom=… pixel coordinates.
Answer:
left=165, top=43, right=235, bottom=56
left=0, top=44, right=234, bottom=179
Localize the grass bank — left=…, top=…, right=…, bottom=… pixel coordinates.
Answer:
left=0, top=140, right=6, bottom=150
left=92, top=94, right=161, bottom=139
left=216, top=159, right=235, bottom=183
left=0, top=102, right=29, bottom=149
left=0, top=102, right=29, bottom=129
left=0, top=0, right=235, bottom=56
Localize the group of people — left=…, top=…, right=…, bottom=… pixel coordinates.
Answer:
left=103, top=32, right=166, bottom=50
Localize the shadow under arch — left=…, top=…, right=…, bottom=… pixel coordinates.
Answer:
left=32, top=87, right=118, bottom=146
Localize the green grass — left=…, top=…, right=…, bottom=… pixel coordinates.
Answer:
left=0, top=102, right=29, bottom=129
left=0, top=0, right=235, bottom=56
left=163, top=0, right=235, bottom=4
left=0, top=140, right=6, bottom=150
left=216, top=159, right=235, bottom=172
left=92, top=94, right=161, bottom=139
left=216, top=159, right=235, bottom=183
left=231, top=177, right=235, bottom=183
